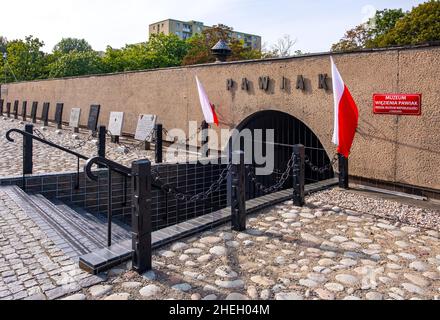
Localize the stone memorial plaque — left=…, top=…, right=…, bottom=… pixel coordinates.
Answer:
left=135, top=114, right=157, bottom=142
left=6, top=102, right=11, bottom=117
left=31, top=102, right=38, bottom=123
left=42, top=102, right=50, bottom=125
left=108, top=112, right=124, bottom=136
left=13, top=100, right=19, bottom=119
left=69, top=108, right=81, bottom=128
left=0, top=99, right=4, bottom=116
left=55, top=103, right=64, bottom=128
left=87, top=105, right=100, bottom=131
left=22, top=101, right=27, bottom=121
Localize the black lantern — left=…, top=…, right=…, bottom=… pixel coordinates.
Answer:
left=211, top=40, right=232, bottom=62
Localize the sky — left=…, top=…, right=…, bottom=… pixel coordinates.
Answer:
left=0, top=0, right=426, bottom=53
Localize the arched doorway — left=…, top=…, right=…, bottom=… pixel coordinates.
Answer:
left=229, top=110, right=335, bottom=200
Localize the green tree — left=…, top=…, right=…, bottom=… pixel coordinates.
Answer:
left=53, top=38, right=93, bottom=54
left=3, top=36, right=47, bottom=81
left=331, top=23, right=372, bottom=52
left=375, top=1, right=440, bottom=47
left=102, top=34, right=188, bottom=73
left=146, top=33, right=188, bottom=67
left=48, top=51, right=104, bottom=78
left=182, top=24, right=262, bottom=65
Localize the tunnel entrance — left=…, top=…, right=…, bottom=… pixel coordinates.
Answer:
left=230, top=110, right=335, bottom=201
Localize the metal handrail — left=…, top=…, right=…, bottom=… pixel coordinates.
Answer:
left=6, top=128, right=89, bottom=160
left=84, top=156, right=132, bottom=247
left=84, top=156, right=131, bottom=181
left=6, top=128, right=89, bottom=189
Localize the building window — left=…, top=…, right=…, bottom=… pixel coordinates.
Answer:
left=175, top=31, right=180, bottom=36
left=176, top=22, right=181, bottom=28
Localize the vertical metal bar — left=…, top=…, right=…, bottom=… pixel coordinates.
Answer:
left=123, top=175, right=127, bottom=207
left=338, top=154, right=349, bottom=189
left=75, top=157, right=80, bottom=190
left=98, top=125, right=106, bottom=168
left=292, top=144, right=305, bottom=207
left=107, top=169, right=112, bottom=247
left=23, top=124, right=33, bottom=175
left=201, top=120, right=209, bottom=158
left=155, top=123, right=163, bottom=164
left=131, top=159, right=152, bottom=273
left=231, top=150, right=246, bottom=231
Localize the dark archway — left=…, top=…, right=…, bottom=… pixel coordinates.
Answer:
left=230, top=110, right=335, bottom=200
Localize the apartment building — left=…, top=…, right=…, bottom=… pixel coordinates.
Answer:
left=149, top=19, right=262, bottom=51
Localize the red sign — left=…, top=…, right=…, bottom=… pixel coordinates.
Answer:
left=373, top=94, right=422, bottom=115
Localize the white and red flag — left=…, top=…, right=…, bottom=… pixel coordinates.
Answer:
left=195, top=76, right=219, bottom=126
left=331, top=57, right=359, bottom=158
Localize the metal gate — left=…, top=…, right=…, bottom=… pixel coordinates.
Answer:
left=231, top=110, right=335, bottom=201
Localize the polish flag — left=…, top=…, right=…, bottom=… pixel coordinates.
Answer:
left=196, top=76, right=219, bottom=126
left=331, top=57, right=359, bottom=158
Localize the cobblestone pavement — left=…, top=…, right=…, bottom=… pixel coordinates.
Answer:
left=0, top=189, right=103, bottom=300
left=0, top=119, right=198, bottom=177
left=63, top=189, right=440, bottom=301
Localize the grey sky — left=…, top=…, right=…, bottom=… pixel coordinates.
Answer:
left=0, top=0, right=426, bottom=53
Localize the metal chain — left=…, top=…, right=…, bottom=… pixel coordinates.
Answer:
left=304, top=153, right=338, bottom=174
left=33, top=128, right=47, bottom=140
left=247, top=153, right=297, bottom=194
left=152, top=163, right=232, bottom=203
left=64, top=134, right=94, bottom=150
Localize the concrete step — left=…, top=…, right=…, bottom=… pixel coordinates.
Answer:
left=36, top=195, right=130, bottom=244
left=3, top=185, right=130, bottom=261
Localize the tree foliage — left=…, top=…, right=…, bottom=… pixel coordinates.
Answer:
left=2, top=36, right=47, bottom=81
left=374, top=1, right=440, bottom=47
left=332, top=1, right=440, bottom=52
left=271, top=35, right=297, bottom=57
left=102, top=33, right=188, bottom=73
left=48, top=51, right=104, bottom=78
left=53, top=38, right=93, bottom=55
left=182, top=24, right=262, bottom=65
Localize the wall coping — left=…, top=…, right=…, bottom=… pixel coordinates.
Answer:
left=1, top=42, right=439, bottom=86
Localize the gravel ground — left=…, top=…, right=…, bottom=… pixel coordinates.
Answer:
left=307, top=189, right=440, bottom=231
left=61, top=189, right=440, bottom=301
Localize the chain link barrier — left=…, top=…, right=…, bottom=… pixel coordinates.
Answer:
left=247, top=153, right=297, bottom=194
left=304, top=153, right=338, bottom=174
left=151, top=163, right=232, bottom=203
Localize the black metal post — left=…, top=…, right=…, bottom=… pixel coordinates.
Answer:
left=201, top=120, right=209, bottom=158
left=98, top=125, right=106, bottom=168
left=231, top=150, right=246, bottom=231
left=338, top=154, right=349, bottom=189
left=131, top=159, right=152, bottom=273
left=23, top=124, right=33, bottom=175
left=111, top=135, right=120, bottom=144
left=155, top=123, right=163, bottom=164
left=107, top=169, right=112, bottom=247
left=292, top=144, right=305, bottom=207
left=22, top=101, right=27, bottom=122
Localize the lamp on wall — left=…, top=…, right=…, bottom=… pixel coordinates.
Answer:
left=211, top=40, right=231, bottom=63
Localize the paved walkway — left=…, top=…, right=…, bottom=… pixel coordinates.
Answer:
left=63, top=188, right=440, bottom=300
left=0, top=189, right=103, bottom=300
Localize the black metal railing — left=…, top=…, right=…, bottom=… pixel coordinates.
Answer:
left=84, top=156, right=154, bottom=273
left=6, top=124, right=99, bottom=190
left=84, top=156, right=132, bottom=247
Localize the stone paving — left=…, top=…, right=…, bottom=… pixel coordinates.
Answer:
left=0, top=118, right=197, bottom=177
left=62, top=188, right=440, bottom=301
left=0, top=189, right=103, bottom=300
